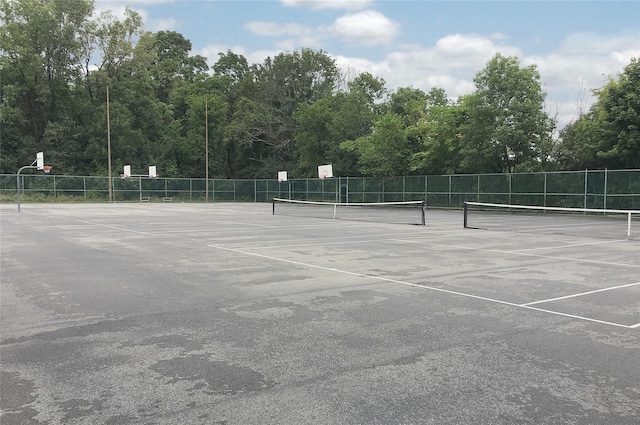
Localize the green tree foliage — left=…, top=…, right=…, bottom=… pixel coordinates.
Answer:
left=342, top=113, right=413, bottom=176
left=229, top=48, right=340, bottom=177
left=557, top=58, right=640, bottom=169
left=600, top=58, right=640, bottom=168
left=0, top=0, right=94, bottom=171
left=459, top=54, right=554, bottom=173
left=411, top=100, right=466, bottom=175
left=295, top=73, right=386, bottom=177
left=0, top=1, right=635, bottom=178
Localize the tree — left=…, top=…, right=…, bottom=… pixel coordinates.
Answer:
left=556, top=58, right=640, bottom=170
left=342, top=113, right=413, bottom=176
left=230, top=48, right=340, bottom=177
left=388, top=87, right=428, bottom=126
left=596, top=58, right=640, bottom=168
left=0, top=0, right=94, bottom=172
left=459, top=54, right=554, bottom=173
left=411, top=100, right=466, bottom=175
left=293, top=72, right=388, bottom=177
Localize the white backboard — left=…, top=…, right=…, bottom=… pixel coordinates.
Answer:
left=278, top=171, right=288, bottom=182
left=318, top=164, right=333, bottom=179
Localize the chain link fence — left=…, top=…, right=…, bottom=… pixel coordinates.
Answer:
left=2, top=169, right=639, bottom=209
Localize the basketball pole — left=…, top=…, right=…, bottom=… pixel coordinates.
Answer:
left=16, top=155, right=50, bottom=212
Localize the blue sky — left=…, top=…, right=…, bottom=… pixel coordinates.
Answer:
left=96, top=0, right=640, bottom=129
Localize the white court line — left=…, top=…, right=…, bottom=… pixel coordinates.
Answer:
left=522, top=282, right=640, bottom=306
left=509, top=239, right=631, bottom=253
left=393, top=239, right=640, bottom=268
left=76, top=220, right=155, bottom=236
left=208, top=244, right=636, bottom=329
left=224, top=233, right=432, bottom=250
left=206, top=220, right=275, bottom=228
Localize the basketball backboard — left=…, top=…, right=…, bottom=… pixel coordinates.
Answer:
left=318, top=164, right=333, bottom=179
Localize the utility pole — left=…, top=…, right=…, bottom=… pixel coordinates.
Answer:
left=107, top=82, right=113, bottom=202
left=205, top=96, right=209, bottom=203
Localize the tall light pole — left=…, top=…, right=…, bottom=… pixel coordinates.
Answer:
left=205, top=96, right=209, bottom=203
left=107, top=82, right=113, bottom=202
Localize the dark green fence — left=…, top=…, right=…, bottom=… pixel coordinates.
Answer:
left=2, top=169, right=639, bottom=209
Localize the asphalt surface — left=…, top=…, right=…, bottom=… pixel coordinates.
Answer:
left=1, top=202, right=639, bottom=424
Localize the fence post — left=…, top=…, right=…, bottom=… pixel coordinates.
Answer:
left=403, top=176, right=406, bottom=202
left=603, top=168, right=608, bottom=209
left=424, top=175, right=428, bottom=205
left=544, top=172, right=547, bottom=207
left=584, top=169, right=588, bottom=209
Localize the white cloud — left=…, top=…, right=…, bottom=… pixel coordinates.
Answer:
left=245, top=22, right=311, bottom=37
left=523, top=32, right=639, bottom=127
left=93, top=1, right=179, bottom=33
left=280, top=0, right=374, bottom=10
left=330, top=10, right=400, bottom=46
left=363, top=34, right=521, bottom=99
left=245, top=10, right=400, bottom=49
left=146, top=17, right=177, bottom=32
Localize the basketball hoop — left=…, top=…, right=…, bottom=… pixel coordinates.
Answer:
left=43, top=165, right=52, bottom=175
left=120, top=173, right=127, bottom=180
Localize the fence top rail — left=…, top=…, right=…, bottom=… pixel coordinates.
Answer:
left=2, top=168, right=639, bottom=179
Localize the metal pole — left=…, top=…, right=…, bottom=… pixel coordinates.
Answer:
left=463, top=202, right=468, bottom=228
left=544, top=172, right=547, bottom=207
left=603, top=169, right=608, bottom=210
left=107, top=83, right=113, bottom=202
left=16, top=164, right=38, bottom=212
left=205, top=96, right=209, bottom=203
left=584, top=169, right=588, bottom=209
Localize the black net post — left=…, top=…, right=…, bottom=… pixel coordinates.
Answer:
left=421, top=202, right=426, bottom=226
left=272, top=198, right=275, bottom=215
left=463, top=202, right=468, bottom=228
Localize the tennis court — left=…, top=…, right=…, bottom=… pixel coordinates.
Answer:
left=1, top=202, right=639, bottom=424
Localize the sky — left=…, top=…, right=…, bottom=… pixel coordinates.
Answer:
left=95, top=0, right=640, bottom=130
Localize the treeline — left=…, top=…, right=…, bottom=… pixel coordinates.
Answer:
left=1, top=0, right=638, bottom=178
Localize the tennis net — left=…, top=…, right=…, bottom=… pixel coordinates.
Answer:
left=463, top=201, right=640, bottom=239
left=272, top=198, right=426, bottom=225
